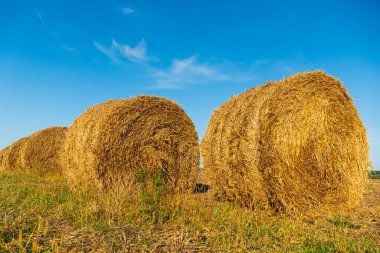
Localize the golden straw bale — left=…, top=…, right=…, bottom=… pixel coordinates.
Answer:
left=0, top=147, right=11, bottom=171
left=21, top=126, right=67, bottom=172
left=202, top=71, right=370, bottom=214
left=4, top=137, right=30, bottom=170
left=61, top=96, right=199, bottom=194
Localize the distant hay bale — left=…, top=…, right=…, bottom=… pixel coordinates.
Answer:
left=21, top=126, right=67, bottom=173
left=61, top=96, right=199, bottom=194
left=5, top=137, right=29, bottom=170
left=0, top=127, right=67, bottom=172
left=0, top=147, right=11, bottom=171
left=202, top=71, right=371, bottom=214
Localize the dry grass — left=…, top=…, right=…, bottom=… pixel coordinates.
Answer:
left=202, top=71, right=371, bottom=215
left=0, top=170, right=378, bottom=252
left=61, top=96, right=199, bottom=194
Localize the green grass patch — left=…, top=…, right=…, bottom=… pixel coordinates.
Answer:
left=330, top=217, right=357, bottom=229
left=369, top=170, right=380, bottom=179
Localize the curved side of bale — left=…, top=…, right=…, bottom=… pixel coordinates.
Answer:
left=202, top=82, right=277, bottom=208
left=0, top=147, right=11, bottom=171
left=61, top=96, right=199, bottom=194
left=21, top=126, right=67, bottom=173
left=6, top=137, right=29, bottom=170
left=202, top=71, right=370, bottom=214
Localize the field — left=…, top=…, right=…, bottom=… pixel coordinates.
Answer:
left=0, top=170, right=379, bottom=252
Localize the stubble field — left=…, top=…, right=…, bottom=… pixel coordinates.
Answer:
left=0, top=170, right=379, bottom=252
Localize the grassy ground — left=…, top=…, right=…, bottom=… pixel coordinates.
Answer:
left=370, top=171, right=380, bottom=179
left=0, top=170, right=379, bottom=252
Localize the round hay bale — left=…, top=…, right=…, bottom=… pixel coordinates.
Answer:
left=0, top=147, right=11, bottom=171
left=6, top=137, right=29, bottom=170
left=202, top=71, right=371, bottom=214
left=61, top=96, right=199, bottom=194
left=21, top=126, right=67, bottom=173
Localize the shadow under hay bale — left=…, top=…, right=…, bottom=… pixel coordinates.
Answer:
left=202, top=71, right=371, bottom=215
left=21, top=126, right=67, bottom=173
left=61, top=96, right=200, bottom=195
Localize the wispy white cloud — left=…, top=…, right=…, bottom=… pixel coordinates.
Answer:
left=62, top=44, right=77, bottom=53
left=94, top=41, right=120, bottom=63
left=94, top=38, right=314, bottom=89
left=152, top=56, right=234, bottom=89
left=122, top=7, right=135, bottom=15
left=171, top=56, right=214, bottom=76
left=36, top=11, right=48, bottom=29
left=273, top=61, right=297, bottom=75
left=112, top=39, right=148, bottom=62
left=94, top=39, right=254, bottom=89
left=94, top=39, right=148, bottom=63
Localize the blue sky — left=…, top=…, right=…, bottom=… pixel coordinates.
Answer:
left=0, top=0, right=379, bottom=169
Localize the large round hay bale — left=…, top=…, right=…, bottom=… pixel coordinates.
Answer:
left=202, top=71, right=370, bottom=214
left=20, top=126, right=67, bottom=172
left=4, top=137, right=29, bottom=170
left=61, top=96, right=199, bottom=193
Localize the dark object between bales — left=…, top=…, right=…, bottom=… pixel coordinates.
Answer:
left=193, top=183, right=210, bottom=193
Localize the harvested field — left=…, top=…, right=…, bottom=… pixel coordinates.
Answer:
left=352, top=179, right=380, bottom=238
left=0, top=170, right=378, bottom=252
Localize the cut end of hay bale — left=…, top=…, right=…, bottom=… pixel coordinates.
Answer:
left=61, top=96, right=200, bottom=195
left=202, top=70, right=371, bottom=215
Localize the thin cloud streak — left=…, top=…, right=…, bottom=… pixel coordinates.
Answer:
left=122, top=7, right=135, bottom=14
left=94, top=39, right=148, bottom=63
left=36, top=11, right=73, bottom=52
left=152, top=56, right=237, bottom=89
left=36, top=11, right=48, bottom=29
left=112, top=39, right=148, bottom=63
left=94, top=41, right=121, bottom=63
left=62, top=44, right=77, bottom=53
